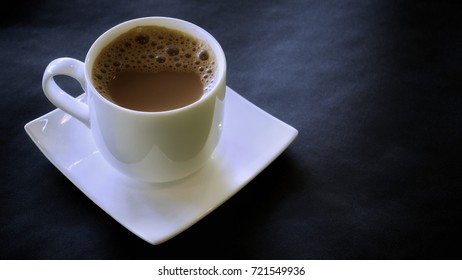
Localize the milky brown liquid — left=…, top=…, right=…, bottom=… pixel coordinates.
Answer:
left=108, top=71, right=203, bottom=111
left=92, top=25, right=216, bottom=112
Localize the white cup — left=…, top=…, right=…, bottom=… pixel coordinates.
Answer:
left=42, top=17, right=226, bottom=182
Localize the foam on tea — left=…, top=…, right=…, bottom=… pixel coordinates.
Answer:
left=92, top=25, right=216, bottom=111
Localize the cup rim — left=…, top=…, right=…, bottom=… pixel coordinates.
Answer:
left=84, top=16, right=226, bottom=115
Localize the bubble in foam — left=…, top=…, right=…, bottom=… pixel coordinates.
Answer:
left=155, top=55, right=166, bottom=63
left=166, top=46, right=179, bottom=56
left=135, top=34, right=149, bottom=45
left=198, top=50, right=209, bottom=61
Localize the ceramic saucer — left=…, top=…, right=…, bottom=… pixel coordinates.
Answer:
left=24, top=86, right=298, bottom=244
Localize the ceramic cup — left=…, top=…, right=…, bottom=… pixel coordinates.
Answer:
left=42, top=17, right=226, bottom=182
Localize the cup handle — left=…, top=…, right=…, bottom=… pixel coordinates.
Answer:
left=42, top=58, right=90, bottom=128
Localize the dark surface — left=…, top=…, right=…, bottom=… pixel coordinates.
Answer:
left=1, top=0, right=461, bottom=259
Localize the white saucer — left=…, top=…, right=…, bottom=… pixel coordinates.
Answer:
left=24, top=86, right=298, bottom=244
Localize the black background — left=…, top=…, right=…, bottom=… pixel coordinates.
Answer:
left=1, top=0, right=461, bottom=259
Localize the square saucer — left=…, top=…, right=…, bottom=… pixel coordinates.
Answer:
left=24, top=86, right=298, bottom=244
